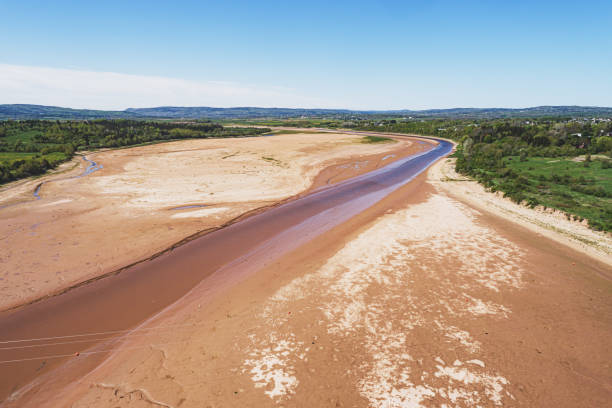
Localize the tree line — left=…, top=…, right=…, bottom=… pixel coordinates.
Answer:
left=0, top=120, right=269, bottom=184
left=345, top=117, right=612, bottom=231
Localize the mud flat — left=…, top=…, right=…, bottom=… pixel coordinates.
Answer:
left=0, top=132, right=433, bottom=404
left=46, top=158, right=610, bottom=408
left=2, top=132, right=611, bottom=408
left=0, top=131, right=417, bottom=311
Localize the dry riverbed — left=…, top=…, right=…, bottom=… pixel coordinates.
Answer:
left=2, top=132, right=610, bottom=408
left=0, top=131, right=414, bottom=311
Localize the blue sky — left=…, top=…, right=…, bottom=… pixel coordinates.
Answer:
left=1, top=0, right=611, bottom=109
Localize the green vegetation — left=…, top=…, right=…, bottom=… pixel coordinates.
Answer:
left=261, top=156, right=285, bottom=167
left=355, top=117, right=612, bottom=231
left=0, top=120, right=269, bottom=184
left=448, top=121, right=612, bottom=231
left=0, top=151, right=70, bottom=183
left=361, top=135, right=393, bottom=143
left=485, top=157, right=610, bottom=230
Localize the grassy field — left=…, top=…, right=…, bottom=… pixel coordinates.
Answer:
left=495, top=157, right=611, bottom=231
left=0, top=151, right=68, bottom=165
left=2, top=129, right=41, bottom=144
left=361, top=135, right=393, bottom=143
left=0, top=152, right=39, bottom=161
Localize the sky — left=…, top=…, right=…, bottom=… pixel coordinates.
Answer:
left=1, top=0, right=611, bottom=110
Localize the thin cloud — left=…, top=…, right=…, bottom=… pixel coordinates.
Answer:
left=0, top=64, right=328, bottom=110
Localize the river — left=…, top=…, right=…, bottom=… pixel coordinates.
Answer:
left=0, top=138, right=452, bottom=405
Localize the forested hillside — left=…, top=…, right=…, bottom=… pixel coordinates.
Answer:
left=0, top=120, right=269, bottom=184
left=2, top=104, right=612, bottom=120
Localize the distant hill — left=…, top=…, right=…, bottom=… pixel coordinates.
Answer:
left=398, top=106, right=612, bottom=119
left=124, top=106, right=356, bottom=119
left=1, top=104, right=612, bottom=120
left=0, top=104, right=133, bottom=119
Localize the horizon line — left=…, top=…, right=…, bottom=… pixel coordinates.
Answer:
left=2, top=103, right=612, bottom=112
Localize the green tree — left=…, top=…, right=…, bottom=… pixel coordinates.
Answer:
left=463, top=137, right=474, bottom=158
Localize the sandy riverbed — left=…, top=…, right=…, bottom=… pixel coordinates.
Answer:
left=7, top=139, right=609, bottom=407
left=0, top=131, right=416, bottom=311
left=2, top=132, right=611, bottom=407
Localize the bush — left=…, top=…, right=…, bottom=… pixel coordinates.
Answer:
left=526, top=197, right=540, bottom=208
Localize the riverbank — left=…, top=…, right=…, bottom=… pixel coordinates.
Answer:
left=428, top=157, right=612, bottom=269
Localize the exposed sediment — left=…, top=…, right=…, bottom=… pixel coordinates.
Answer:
left=2, top=131, right=610, bottom=408
left=0, top=132, right=415, bottom=311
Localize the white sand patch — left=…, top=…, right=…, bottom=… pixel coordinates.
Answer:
left=437, top=322, right=481, bottom=353
left=169, top=207, right=228, bottom=219
left=434, top=361, right=509, bottom=405
left=241, top=194, right=523, bottom=405
left=467, top=359, right=485, bottom=367
left=243, top=334, right=302, bottom=400
left=41, top=198, right=73, bottom=206
left=465, top=295, right=510, bottom=317
left=89, top=132, right=404, bottom=210
left=358, top=327, right=435, bottom=408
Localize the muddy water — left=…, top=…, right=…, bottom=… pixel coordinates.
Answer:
left=74, top=156, right=103, bottom=178
left=33, top=156, right=102, bottom=199
left=169, top=204, right=208, bottom=210
left=0, top=139, right=452, bottom=404
left=32, top=184, right=42, bottom=200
